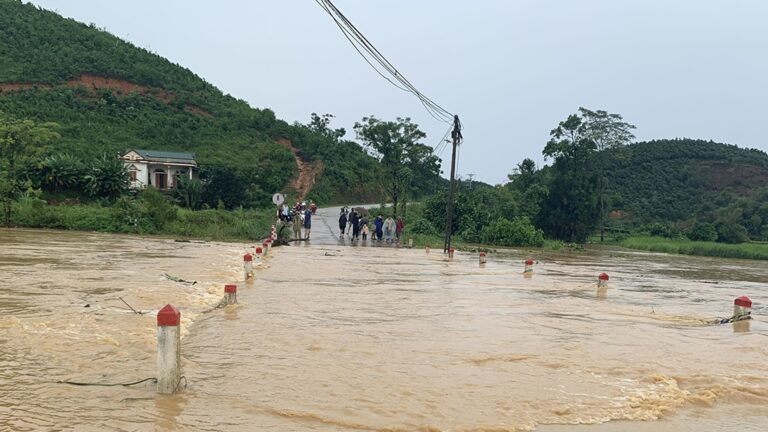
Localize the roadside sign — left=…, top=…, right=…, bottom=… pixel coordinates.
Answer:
left=272, top=193, right=285, bottom=206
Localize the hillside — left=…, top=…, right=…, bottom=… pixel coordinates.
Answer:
left=0, top=0, right=382, bottom=206
left=604, top=139, right=768, bottom=230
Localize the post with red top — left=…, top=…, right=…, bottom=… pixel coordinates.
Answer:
left=408, top=238, right=413, bottom=248
left=425, top=245, right=430, bottom=254
left=524, top=259, right=534, bottom=273
left=733, top=296, right=752, bottom=321
left=479, top=252, right=487, bottom=265
left=597, top=272, right=609, bottom=287
left=224, top=284, right=238, bottom=305
left=243, top=253, right=253, bottom=280
left=254, top=246, right=263, bottom=263
left=262, top=240, right=270, bottom=256
left=157, top=304, right=181, bottom=394
left=448, top=248, right=455, bottom=260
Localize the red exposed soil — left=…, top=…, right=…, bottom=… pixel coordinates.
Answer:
left=0, top=73, right=211, bottom=117
left=697, top=161, right=768, bottom=195
left=276, top=137, right=324, bottom=200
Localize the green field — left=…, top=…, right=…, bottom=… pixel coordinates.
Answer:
left=619, top=235, right=768, bottom=260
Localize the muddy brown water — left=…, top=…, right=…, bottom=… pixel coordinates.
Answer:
left=1, top=211, right=767, bottom=431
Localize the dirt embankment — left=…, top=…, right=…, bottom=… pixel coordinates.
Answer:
left=276, top=137, right=323, bottom=201
left=0, top=73, right=211, bottom=117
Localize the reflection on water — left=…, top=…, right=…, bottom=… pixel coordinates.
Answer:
left=1, top=225, right=767, bottom=431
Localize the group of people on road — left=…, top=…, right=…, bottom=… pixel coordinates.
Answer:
left=277, top=200, right=317, bottom=240
left=338, top=207, right=404, bottom=244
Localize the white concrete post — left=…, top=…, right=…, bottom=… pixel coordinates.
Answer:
left=254, top=246, right=263, bottom=264
left=597, top=272, right=609, bottom=287
left=408, top=238, right=413, bottom=248
left=479, top=252, right=487, bottom=264
left=524, top=259, right=534, bottom=273
left=243, top=253, right=253, bottom=280
left=425, top=245, right=430, bottom=254
left=157, top=304, right=181, bottom=394
left=224, top=284, right=237, bottom=305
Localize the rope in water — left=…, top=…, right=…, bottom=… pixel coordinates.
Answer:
left=57, top=377, right=157, bottom=387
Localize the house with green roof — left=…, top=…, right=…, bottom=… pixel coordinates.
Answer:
left=119, top=149, right=198, bottom=190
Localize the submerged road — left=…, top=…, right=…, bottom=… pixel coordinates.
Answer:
left=1, top=221, right=767, bottom=431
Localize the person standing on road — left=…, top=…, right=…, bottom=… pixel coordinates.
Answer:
left=360, top=215, right=369, bottom=241
left=338, top=210, right=348, bottom=239
left=303, top=208, right=312, bottom=239
left=350, top=210, right=360, bottom=240
left=292, top=210, right=302, bottom=239
left=384, top=216, right=395, bottom=244
left=395, top=216, right=405, bottom=242
left=374, top=214, right=384, bottom=241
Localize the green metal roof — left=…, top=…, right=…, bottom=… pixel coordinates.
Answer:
left=135, top=149, right=196, bottom=161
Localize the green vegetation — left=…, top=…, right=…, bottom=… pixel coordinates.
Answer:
left=619, top=236, right=768, bottom=261
left=0, top=1, right=390, bottom=206
left=11, top=189, right=272, bottom=242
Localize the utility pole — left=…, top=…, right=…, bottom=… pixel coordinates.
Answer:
left=443, top=115, right=462, bottom=253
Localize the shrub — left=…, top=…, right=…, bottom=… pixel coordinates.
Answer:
left=716, top=222, right=749, bottom=244
left=480, top=217, right=544, bottom=247
left=686, top=221, right=717, bottom=242
left=409, top=218, right=438, bottom=235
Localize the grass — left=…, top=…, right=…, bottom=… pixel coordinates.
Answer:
left=10, top=198, right=274, bottom=243
left=619, top=235, right=768, bottom=260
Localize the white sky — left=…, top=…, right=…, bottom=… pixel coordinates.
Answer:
left=29, top=1, right=768, bottom=184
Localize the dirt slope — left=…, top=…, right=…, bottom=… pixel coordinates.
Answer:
left=276, top=137, right=323, bottom=200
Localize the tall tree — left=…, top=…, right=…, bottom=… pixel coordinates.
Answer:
left=539, top=114, right=599, bottom=242
left=0, top=115, right=59, bottom=226
left=579, top=107, right=635, bottom=241
left=354, top=117, right=434, bottom=216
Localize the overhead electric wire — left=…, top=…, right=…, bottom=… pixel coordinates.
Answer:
left=322, top=0, right=451, bottom=122
left=313, top=0, right=410, bottom=92
left=315, top=0, right=454, bottom=123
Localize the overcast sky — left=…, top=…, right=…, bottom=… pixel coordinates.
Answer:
left=29, top=0, right=768, bottom=184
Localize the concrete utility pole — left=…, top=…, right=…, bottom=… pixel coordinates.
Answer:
left=443, top=115, right=463, bottom=253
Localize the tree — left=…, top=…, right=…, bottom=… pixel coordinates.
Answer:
left=539, top=114, right=599, bottom=242
left=83, top=154, right=129, bottom=200
left=354, top=116, right=435, bottom=216
left=402, top=142, right=441, bottom=218
left=0, top=115, right=59, bottom=226
left=579, top=108, right=635, bottom=242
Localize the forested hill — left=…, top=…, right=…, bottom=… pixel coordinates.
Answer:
left=0, top=0, right=382, bottom=206
left=604, top=138, right=768, bottom=226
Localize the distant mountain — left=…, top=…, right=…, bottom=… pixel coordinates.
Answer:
left=0, top=0, right=383, bottom=206
left=605, top=138, right=768, bottom=224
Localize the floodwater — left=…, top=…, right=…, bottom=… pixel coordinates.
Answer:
left=1, top=210, right=767, bottom=431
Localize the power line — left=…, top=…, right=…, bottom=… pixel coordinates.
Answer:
left=315, top=0, right=454, bottom=123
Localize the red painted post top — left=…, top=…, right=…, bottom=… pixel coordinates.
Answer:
left=225, top=284, right=237, bottom=294
left=244, top=253, right=253, bottom=262
left=734, top=296, right=752, bottom=308
left=262, top=241, right=268, bottom=247
left=598, top=272, right=610, bottom=281
left=157, top=304, right=180, bottom=327
left=525, top=259, right=535, bottom=265
left=479, top=252, right=487, bottom=257
left=255, top=247, right=263, bottom=254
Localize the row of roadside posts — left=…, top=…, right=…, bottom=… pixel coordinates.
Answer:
left=440, top=247, right=754, bottom=329
left=155, top=225, right=278, bottom=394
left=156, top=230, right=753, bottom=394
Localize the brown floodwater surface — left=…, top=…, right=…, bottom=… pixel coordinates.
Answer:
left=1, top=219, right=767, bottom=431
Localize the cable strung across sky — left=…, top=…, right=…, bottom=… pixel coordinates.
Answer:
left=314, top=0, right=454, bottom=124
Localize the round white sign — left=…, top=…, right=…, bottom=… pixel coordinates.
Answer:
left=272, top=193, right=285, bottom=206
